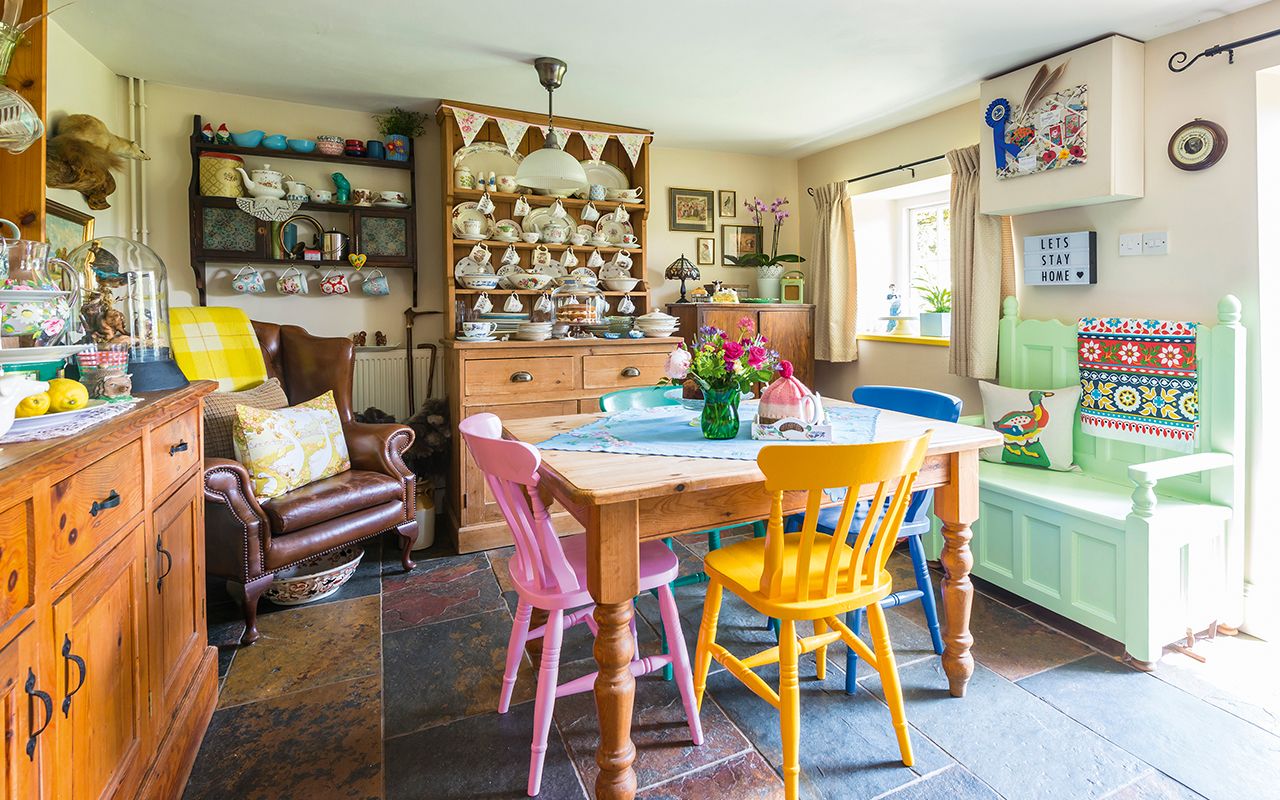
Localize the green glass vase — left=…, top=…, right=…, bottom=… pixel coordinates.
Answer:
left=700, top=386, right=741, bottom=440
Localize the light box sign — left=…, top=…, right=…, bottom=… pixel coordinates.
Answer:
left=1022, top=231, right=1097, bottom=285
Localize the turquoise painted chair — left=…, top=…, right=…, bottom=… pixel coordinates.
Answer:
left=599, top=386, right=766, bottom=679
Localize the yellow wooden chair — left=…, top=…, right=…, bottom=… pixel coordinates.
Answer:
left=692, top=434, right=932, bottom=800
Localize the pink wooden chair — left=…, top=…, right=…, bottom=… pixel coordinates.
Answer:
left=459, top=413, right=704, bottom=796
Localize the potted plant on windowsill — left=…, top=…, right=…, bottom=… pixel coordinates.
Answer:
left=373, top=107, right=429, bottom=162
left=914, top=271, right=952, bottom=338
left=725, top=197, right=804, bottom=300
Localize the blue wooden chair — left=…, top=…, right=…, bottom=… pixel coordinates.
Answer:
left=785, top=386, right=960, bottom=693
left=599, top=387, right=765, bottom=679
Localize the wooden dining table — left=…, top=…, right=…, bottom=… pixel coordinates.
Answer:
left=503, top=401, right=1002, bottom=800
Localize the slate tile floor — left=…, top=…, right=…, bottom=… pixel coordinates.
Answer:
left=187, top=529, right=1279, bottom=800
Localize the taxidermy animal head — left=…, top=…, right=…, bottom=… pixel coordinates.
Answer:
left=46, top=114, right=149, bottom=210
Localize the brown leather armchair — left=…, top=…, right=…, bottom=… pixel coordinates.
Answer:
left=203, top=322, right=417, bottom=644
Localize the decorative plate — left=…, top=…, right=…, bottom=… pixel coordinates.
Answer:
left=576, top=224, right=596, bottom=238
left=452, top=141, right=524, bottom=178
left=570, top=267, right=598, bottom=283
left=598, top=262, right=632, bottom=279
left=496, top=263, right=526, bottom=288
left=451, top=202, right=496, bottom=237
left=373, top=201, right=409, bottom=209
left=9, top=399, right=107, bottom=434
left=522, top=206, right=578, bottom=235
left=595, top=217, right=634, bottom=245
left=580, top=159, right=629, bottom=190
left=531, top=260, right=568, bottom=282
left=0, top=343, right=91, bottom=365
left=454, top=256, right=495, bottom=280
left=1168, top=119, right=1227, bottom=171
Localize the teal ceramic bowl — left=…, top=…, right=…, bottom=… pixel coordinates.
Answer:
left=1, top=360, right=63, bottom=380
left=262, top=134, right=289, bottom=150
left=287, top=138, right=316, bottom=153
left=230, top=129, right=265, bottom=148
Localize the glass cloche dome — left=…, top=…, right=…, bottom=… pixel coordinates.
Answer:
left=66, top=237, right=189, bottom=391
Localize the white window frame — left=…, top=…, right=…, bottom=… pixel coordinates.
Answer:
left=898, top=192, right=951, bottom=325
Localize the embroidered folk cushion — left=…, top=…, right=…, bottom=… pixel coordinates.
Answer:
left=977, top=382, right=1081, bottom=471
left=203, top=378, right=289, bottom=460
left=232, top=391, right=350, bottom=499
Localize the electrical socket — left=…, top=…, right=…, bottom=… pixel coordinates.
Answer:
left=1119, top=233, right=1143, bottom=256
left=1142, top=231, right=1169, bottom=255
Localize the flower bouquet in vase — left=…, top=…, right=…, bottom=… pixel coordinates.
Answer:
left=661, top=316, right=779, bottom=439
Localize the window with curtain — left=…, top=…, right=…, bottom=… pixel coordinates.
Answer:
left=905, top=199, right=951, bottom=323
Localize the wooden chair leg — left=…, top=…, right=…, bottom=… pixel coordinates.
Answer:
left=908, top=535, right=943, bottom=656
left=813, top=618, right=828, bottom=681
left=656, top=585, right=704, bottom=745
left=528, top=609, right=564, bottom=796
left=778, top=618, right=801, bottom=800
left=230, top=574, right=274, bottom=646
left=395, top=520, right=417, bottom=572
left=693, top=579, right=724, bottom=711
left=752, top=520, right=767, bottom=538
left=707, top=528, right=723, bottom=551
left=844, top=608, right=866, bottom=695
left=867, top=603, right=913, bottom=767
left=500, top=600, right=533, bottom=714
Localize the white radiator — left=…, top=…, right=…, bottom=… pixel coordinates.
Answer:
left=353, top=349, right=435, bottom=421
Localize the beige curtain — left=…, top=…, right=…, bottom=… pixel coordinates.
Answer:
left=947, top=145, right=1014, bottom=379
left=810, top=181, right=858, bottom=362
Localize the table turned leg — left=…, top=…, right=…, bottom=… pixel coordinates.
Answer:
left=934, top=450, right=979, bottom=698
left=586, top=501, right=641, bottom=799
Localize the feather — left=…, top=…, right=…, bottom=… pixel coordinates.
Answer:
left=1024, top=60, right=1069, bottom=114
left=1021, top=65, right=1049, bottom=112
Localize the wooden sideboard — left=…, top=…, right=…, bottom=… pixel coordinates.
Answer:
left=666, top=303, right=816, bottom=388
left=0, top=382, right=216, bottom=800
left=443, top=338, right=679, bottom=552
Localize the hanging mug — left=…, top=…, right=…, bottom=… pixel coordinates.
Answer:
left=500, top=245, right=520, bottom=267
left=504, top=292, right=524, bottom=313
left=531, top=245, right=552, bottom=268
left=276, top=266, right=308, bottom=295
left=232, top=265, right=266, bottom=294
left=361, top=268, right=390, bottom=296
left=618, top=293, right=636, bottom=314
left=320, top=269, right=350, bottom=295
left=550, top=199, right=567, bottom=219
left=513, top=196, right=531, bottom=216
left=469, top=242, right=491, bottom=264
left=612, top=204, right=630, bottom=223
left=561, top=246, right=579, bottom=268
left=476, top=191, right=495, bottom=215
left=473, top=291, right=493, bottom=314
left=534, top=292, right=553, bottom=314
left=587, top=249, right=605, bottom=268
left=613, top=249, right=633, bottom=268
left=581, top=202, right=600, bottom=222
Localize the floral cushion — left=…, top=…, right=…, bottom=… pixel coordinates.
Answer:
left=232, top=391, right=350, bottom=499
left=977, top=382, right=1081, bottom=471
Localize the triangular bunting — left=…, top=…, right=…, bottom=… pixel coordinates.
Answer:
left=580, top=131, right=609, bottom=161
left=617, top=133, right=646, bottom=166
left=453, top=108, right=489, bottom=147
left=497, top=118, right=530, bottom=156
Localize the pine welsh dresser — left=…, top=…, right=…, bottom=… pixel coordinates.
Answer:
left=0, top=381, right=216, bottom=800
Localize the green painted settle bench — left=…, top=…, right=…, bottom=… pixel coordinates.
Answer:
left=927, top=295, right=1245, bottom=666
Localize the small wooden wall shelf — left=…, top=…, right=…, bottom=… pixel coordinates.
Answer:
left=186, top=114, right=419, bottom=304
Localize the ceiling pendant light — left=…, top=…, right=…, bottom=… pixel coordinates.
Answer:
left=515, top=57, right=589, bottom=193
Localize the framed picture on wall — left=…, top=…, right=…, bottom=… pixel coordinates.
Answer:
left=46, top=199, right=95, bottom=260
left=668, top=187, right=714, bottom=232
left=696, top=237, right=715, bottom=265
left=718, top=190, right=737, bottom=218
left=721, top=224, right=763, bottom=265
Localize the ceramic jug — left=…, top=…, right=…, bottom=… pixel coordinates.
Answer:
left=285, top=180, right=309, bottom=201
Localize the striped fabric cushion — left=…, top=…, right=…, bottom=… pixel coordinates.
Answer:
left=203, top=378, right=288, bottom=460
left=170, top=306, right=268, bottom=392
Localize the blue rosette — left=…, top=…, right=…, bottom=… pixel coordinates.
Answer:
left=985, top=98, right=1022, bottom=169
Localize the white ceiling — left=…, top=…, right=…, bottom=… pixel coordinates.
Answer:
left=55, top=0, right=1264, bottom=157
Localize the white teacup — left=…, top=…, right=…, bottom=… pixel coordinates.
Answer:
left=609, top=187, right=643, bottom=201
left=521, top=231, right=540, bottom=243
left=462, top=321, right=497, bottom=337
left=496, top=175, right=519, bottom=193
left=570, top=233, right=587, bottom=246
left=378, top=190, right=407, bottom=204
left=621, top=234, right=639, bottom=247
left=463, top=218, right=483, bottom=236
left=495, top=221, right=520, bottom=240
left=308, top=189, right=333, bottom=204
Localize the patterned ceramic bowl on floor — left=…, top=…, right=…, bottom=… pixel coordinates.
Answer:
left=260, top=546, right=363, bottom=605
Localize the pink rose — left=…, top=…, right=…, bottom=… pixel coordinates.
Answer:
left=664, top=347, right=691, bottom=380
left=748, top=346, right=767, bottom=368
left=722, top=340, right=744, bottom=363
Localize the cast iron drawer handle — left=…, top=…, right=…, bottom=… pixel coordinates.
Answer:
left=89, top=490, right=121, bottom=517
left=168, top=440, right=189, bottom=456
left=24, top=669, right=52, bottom=760
left=61, top=635, right=87, bottom=718
left=156, top=534, right=173, bottom=593
left=621, top=367, right=641, bottom=378
left=510, top=371, right=533, bottom=383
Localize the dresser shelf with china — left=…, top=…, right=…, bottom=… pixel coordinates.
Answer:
left=0, top=382, right=217, bottom=800
left=437, top=101, right=671, bottom=552
left=186, top=115, right=419, bottom=305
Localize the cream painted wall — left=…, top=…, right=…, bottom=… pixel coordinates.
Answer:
left=647, top=146, right=799, bottom=307
left=46, top=21, right=130, bottom=239
left=797, top=103, right=981, bottom=408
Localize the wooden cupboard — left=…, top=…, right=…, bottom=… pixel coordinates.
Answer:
left=666, top=303, right=816, bottom=388
left=443, top=338, right=680, bottom=552
left=0, top=382, right=215, bottom=800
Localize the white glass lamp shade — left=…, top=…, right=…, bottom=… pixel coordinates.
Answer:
left=516, top=141, right=588, bottom=192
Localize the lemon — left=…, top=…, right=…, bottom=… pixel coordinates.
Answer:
left=46, top=379, right=89, bottom=413
left=15, top=392, right=50, bottom=417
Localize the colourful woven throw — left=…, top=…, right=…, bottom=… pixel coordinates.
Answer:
left=1077, top=317, right=1199, bottom=452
